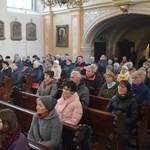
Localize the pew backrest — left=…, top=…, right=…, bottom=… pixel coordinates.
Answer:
left=0, top=100, right=91, bottom=150
left=22, top=74, right=33, bottom=93
left=0, top=76, right=12, bottom=102
left=89, top=95, right=110, bottom=110
left=82, top=107, right=126, bottom=149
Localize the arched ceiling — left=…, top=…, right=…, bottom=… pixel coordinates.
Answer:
left=88, top=13, right=150, bottom=44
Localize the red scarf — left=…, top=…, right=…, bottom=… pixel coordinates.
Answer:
left=37, top=111, right=50, bottom=119
left=83, top=74, right=96, bottom=81
left=0, top=126, right=20, bottom=150
left=44, top=79, right=56, bottom=88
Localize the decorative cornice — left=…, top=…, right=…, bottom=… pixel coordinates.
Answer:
left=83, top=8, right=115, bottom=32
left=133, top=3, right=150, bottom=8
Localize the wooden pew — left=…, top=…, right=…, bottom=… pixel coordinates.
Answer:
left=22, top=74, right=33, bottom=93
left=0, top=76, right=12, bottom=102
left=0, top=100, right=91, bottom=150
left=28, top=138, right=52, bottom=150
left=89, top=95, right=149, bottom=150
left=89, top=95, right=110, bottom=110
left=10, top=88, right=126, bottom=150
left=81, top=107, right=126, bottom=150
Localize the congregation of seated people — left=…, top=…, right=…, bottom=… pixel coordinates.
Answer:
left=1, top=49, right=150, bottom=149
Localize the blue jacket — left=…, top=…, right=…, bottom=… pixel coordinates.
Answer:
left=33, top=65, right=44, bottom=84
left=131, top=82, right=150, bottom=104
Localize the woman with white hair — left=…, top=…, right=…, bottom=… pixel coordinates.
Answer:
left=51, top=60, right=62, bottom=80
left=126, top=62, right=136, bottom=75
left=131, top=70, right=150, bottom=104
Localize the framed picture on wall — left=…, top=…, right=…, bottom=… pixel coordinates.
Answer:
left=0, top=21, right=5, bottom=40
left=56, top=25, right=68, bottom=47
left=10, top=21, right=22, bottom=41
left=26, top=22, right=37, bottom=41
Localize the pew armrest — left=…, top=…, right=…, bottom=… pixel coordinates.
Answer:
left=28, top=138, right=53, bottom=150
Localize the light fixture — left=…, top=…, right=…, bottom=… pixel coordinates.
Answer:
left=41, top=0, right=88, bottom=8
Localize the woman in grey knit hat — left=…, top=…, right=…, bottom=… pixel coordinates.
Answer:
left=28, top=96, right=63, bottom=150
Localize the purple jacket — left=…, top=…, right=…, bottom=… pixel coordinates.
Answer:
left=8, top=133, right=30, bottom=150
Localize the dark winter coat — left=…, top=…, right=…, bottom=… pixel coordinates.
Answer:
left=131, top=82, right=150, bottom=104
left=11, top=68, right=23, bottom=89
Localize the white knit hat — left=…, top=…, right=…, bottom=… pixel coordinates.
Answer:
left=122, top=65, right=128, bottom=70
left=54, top=60, right=59, bottom=65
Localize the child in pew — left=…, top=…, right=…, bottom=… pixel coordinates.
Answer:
left=0, top=108, right=30, bottom=150
left=55, top=81, right=83, bottom=126
left=28, top=96, right=63, bottom=150
left=106, top=80, right=139, bottom=149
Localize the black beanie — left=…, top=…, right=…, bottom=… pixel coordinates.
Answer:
left=40, top=96, right=57, bottom=111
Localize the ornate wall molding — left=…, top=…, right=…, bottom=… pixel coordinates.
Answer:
left=83, top=8, right=115, bottom=33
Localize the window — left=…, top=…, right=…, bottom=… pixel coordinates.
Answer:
left=7, top=0, right=33, bottom=10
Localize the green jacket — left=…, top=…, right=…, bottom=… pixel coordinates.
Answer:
left=98, top=81, right=119, bottom=99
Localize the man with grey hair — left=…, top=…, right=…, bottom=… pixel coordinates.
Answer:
left=113, top=62, right=121, bottom=77
left=14, top=56, right=24, bottom=70
left=70, top=71, right=89, bottom=107
left=83, top=65, right=102, bottom=96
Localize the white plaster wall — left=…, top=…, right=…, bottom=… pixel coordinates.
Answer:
left=0, top=0, right=43, bottom=60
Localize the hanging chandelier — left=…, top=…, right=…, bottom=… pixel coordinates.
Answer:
left=41, top=0, right=88, bottom=8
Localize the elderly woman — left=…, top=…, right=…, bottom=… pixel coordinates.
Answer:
left=117, top=64, right=132, bottom=84
left=51, top=60, right=62, bottom=80
left=28, top=96, right=63, bottom=149
left=98, top=71, right=118, bottom=98
left=55, top=81, right=83, bottom=126
left=36, top=70, right=58, bottom=98
left=32, top=60, right=44, bottom=84
left=131, top=70, right=150, bottom=104
left=106, top=80, right=138, bottom=147
left=0, top=109, right=30, bottom=150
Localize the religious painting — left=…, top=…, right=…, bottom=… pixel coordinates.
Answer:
left=0, top=21, right=5, bottom=40
left=56, top=25, right=68, bottom=47
left=10, top=21, right=22, bottom=40
left=26, top=22, right=37, bottom=41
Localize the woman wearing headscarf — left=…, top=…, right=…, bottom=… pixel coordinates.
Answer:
left=28, top=96, right=63, bottom=149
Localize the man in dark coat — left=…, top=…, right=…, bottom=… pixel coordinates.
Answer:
left=83, top=65, right=102, bottom=96
left=11, top=62, right=23, bottom=89
left=70, top=70, right=90, bottom=107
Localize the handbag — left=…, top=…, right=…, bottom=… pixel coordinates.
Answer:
left=32, top=83, right=39, bottom=89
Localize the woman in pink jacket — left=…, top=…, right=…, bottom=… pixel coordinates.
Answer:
left=55, top=81, right=83, bottom=126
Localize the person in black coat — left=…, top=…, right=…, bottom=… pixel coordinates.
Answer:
left=106, top=80, right=138, bottom=148
left=11, top=62, right=23, bottom=89
left=0, top=55, right=4, bottom=70
left=0, top=61, right=12, bottom=87
left=83, top=65, right=102, bottom=96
